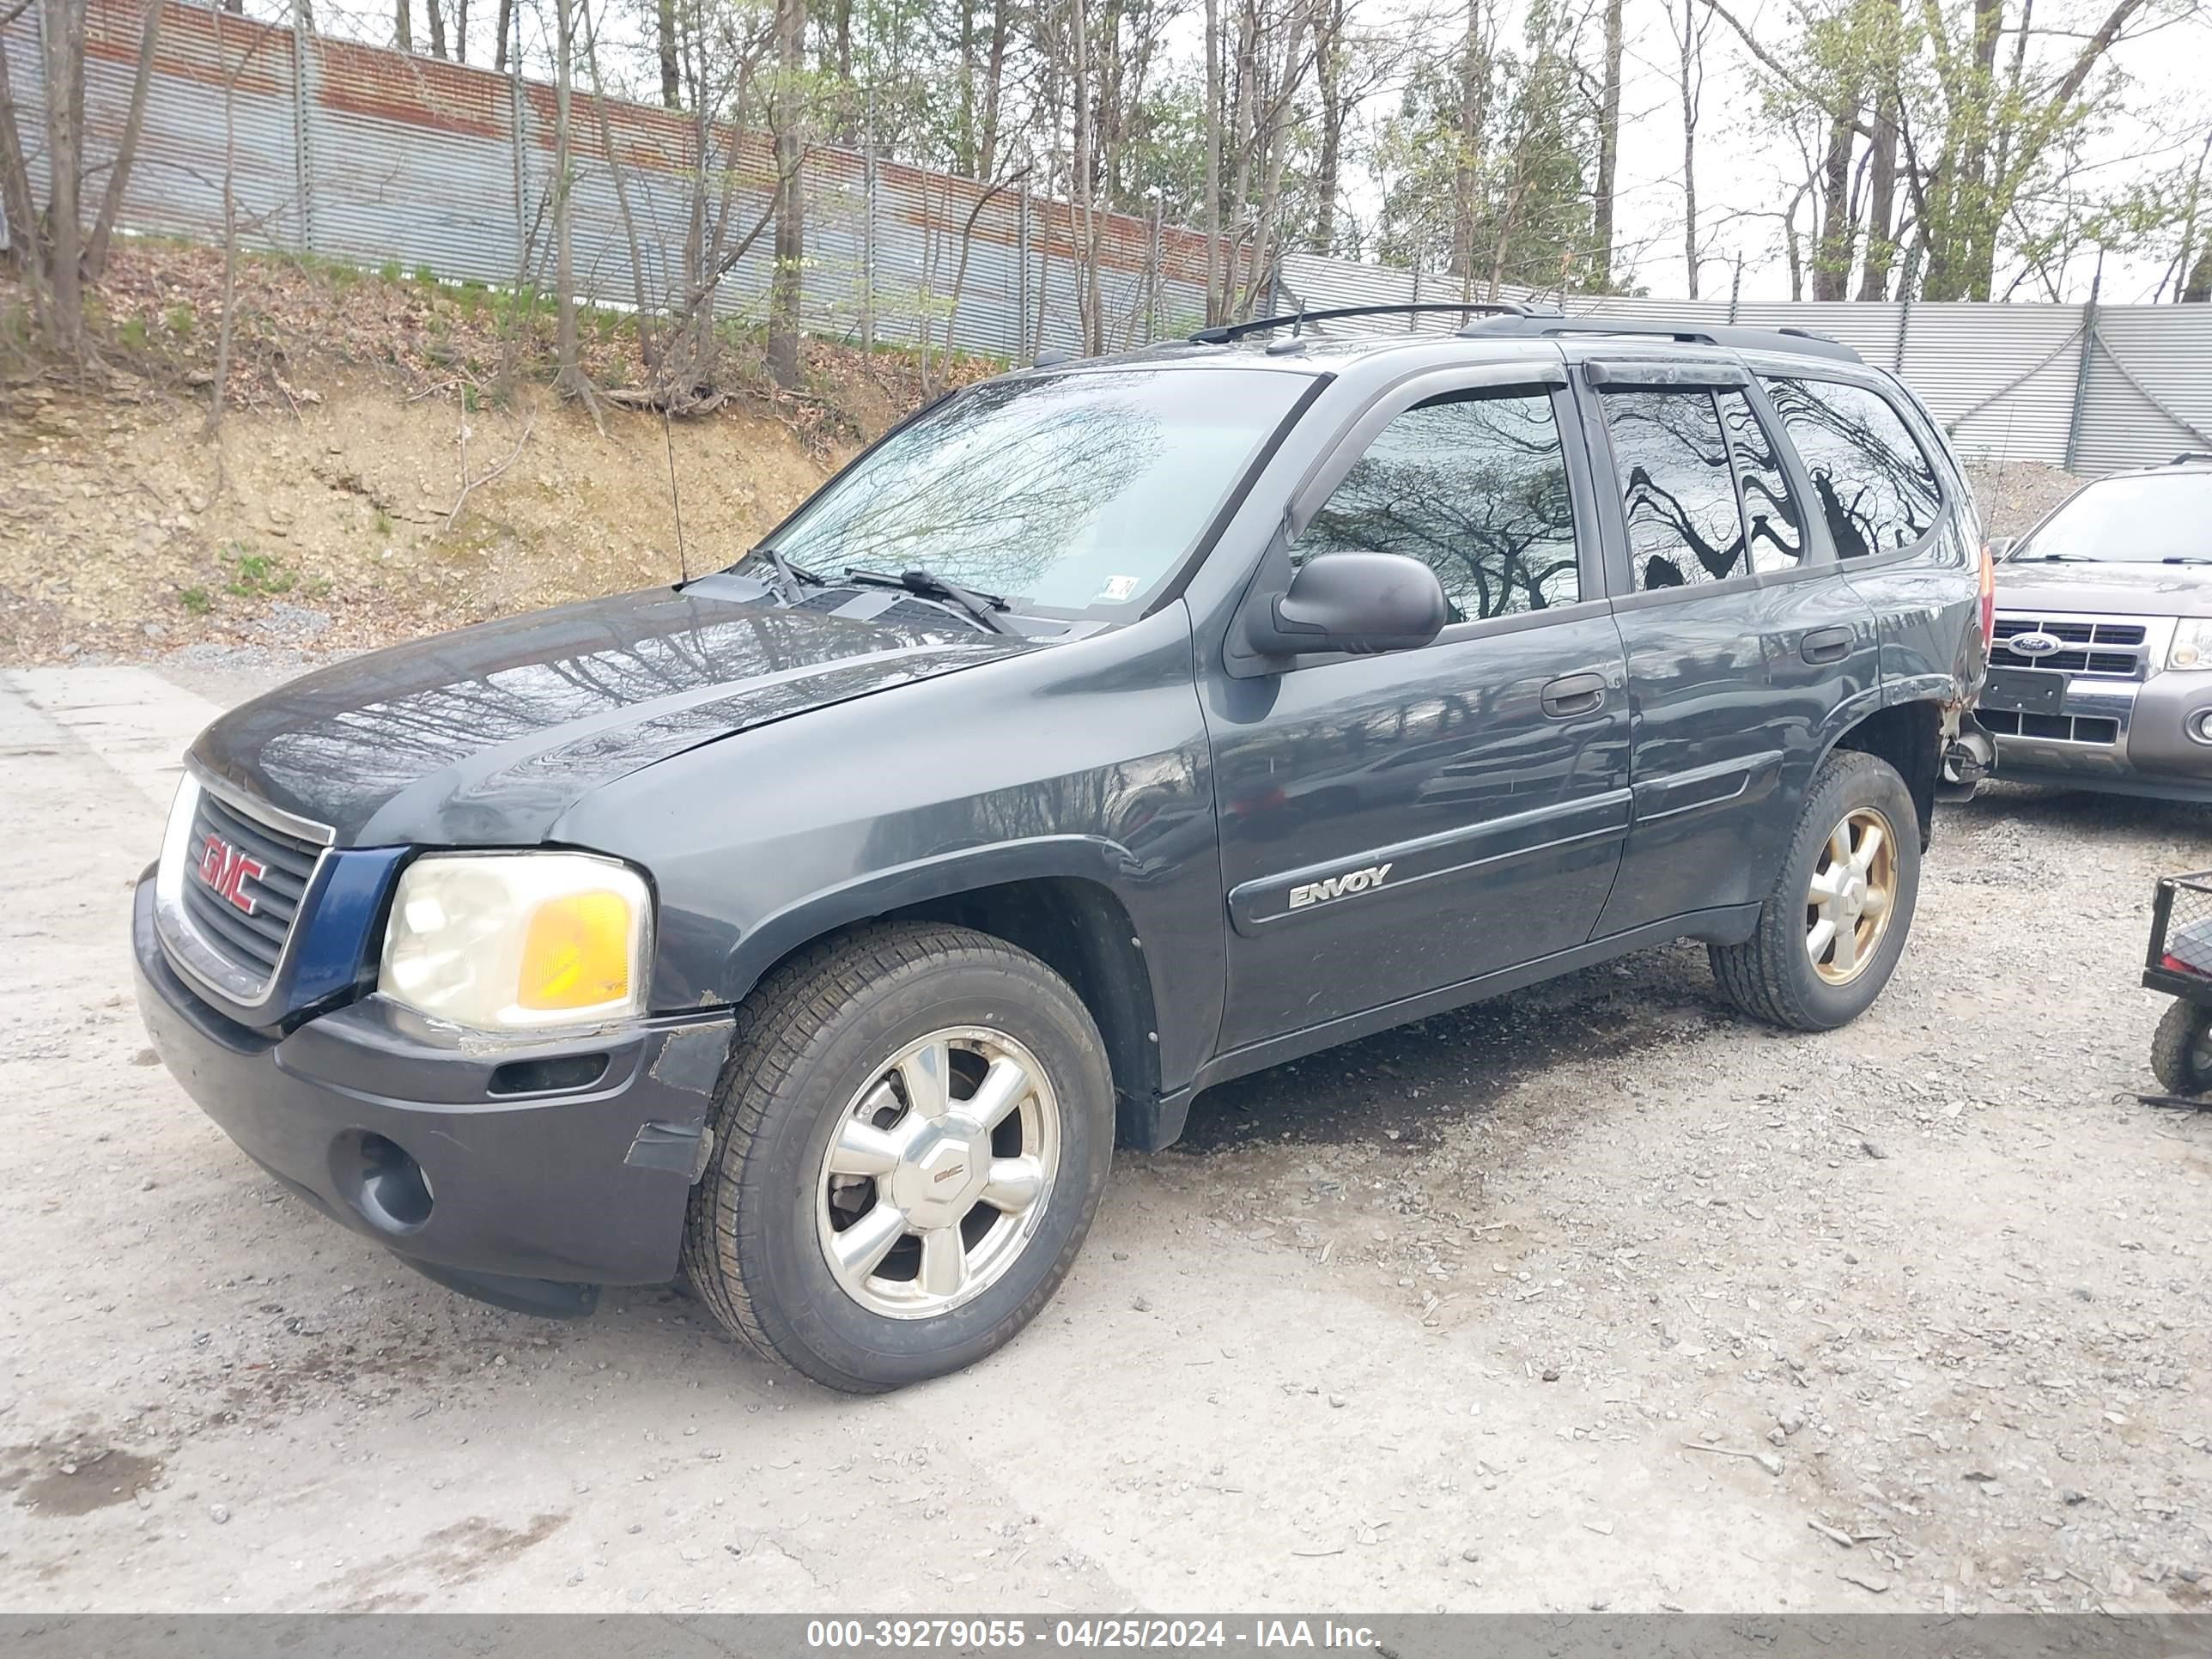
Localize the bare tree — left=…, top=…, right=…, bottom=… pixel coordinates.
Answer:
left=85, top=0, right=163, bottom=283
left=38, top=0, right=87, bottom=357
left=552, top=0, right=585, bottom=397
left=1449, top=0, right=1486, bottom=289
left=767, top=0, right=808, bottom=388
left=1590, top=0, right=1622, bottom=289
left=657, top=0, right=680, bottom=106
left=1664, top=0, right=1709, bottom=296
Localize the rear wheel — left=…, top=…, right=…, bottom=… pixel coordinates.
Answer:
left=2150, top=1000, right=2212, bottom=1096
left=682, top=922, right=1114, bottom=1392
left=1710, top=749, right=1921, bottom=1031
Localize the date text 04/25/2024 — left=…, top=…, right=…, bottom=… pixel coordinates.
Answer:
left=805, top=1620, right=1383, bottom=1650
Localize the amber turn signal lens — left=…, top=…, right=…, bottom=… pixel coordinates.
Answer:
left=518, top=890, right=634, bottom=1012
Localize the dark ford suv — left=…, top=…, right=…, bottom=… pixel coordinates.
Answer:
left=134, top=307, right=1993, bottom=1390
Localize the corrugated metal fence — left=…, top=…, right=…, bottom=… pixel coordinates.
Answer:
left=6, top=3, right=2209, bottom=472
left=1, top=0, right=1220, bottom=360
left=1278, top=252, right=2212, bottom=476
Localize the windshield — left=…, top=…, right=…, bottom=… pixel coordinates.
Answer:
left=755, top=368, right=1310, bottom=612
left=2016, top=473, right=2212, bottom=564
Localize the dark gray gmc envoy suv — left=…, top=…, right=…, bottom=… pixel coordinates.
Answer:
left=134, top=306, right=1995, bottom=1390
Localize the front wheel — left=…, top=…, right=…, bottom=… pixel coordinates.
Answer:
left=2150, top=1000, right=2212, bottom=1096
left=682, top=922, right=1115, bottom=1392
left=1709, top=749, right=1922, bottom=1031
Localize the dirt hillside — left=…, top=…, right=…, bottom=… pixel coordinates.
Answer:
left=1, top=243, right=988, bottom=664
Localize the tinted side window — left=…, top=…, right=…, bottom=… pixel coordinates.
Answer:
left=1718, top=390, right=1805, bottom=572
left=1601, top=388, right=1747, bottom=590
left=1294, top=388, right=1579, bottom=624
left=1765, top=377, right=1942, bottom=558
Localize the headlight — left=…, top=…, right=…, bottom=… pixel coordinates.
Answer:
left=2169, top=619, right=2212, bottom=671
left=379, top=852, right=653, bottom=1032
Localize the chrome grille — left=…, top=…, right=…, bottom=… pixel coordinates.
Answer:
left=161, top=777, right=329, bottom=1004
left=1991, top=612, right=2152, bottom=679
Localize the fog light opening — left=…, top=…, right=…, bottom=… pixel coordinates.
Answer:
left=349, top=1132, right=434, bottom=1232
left=2188, top=709, right=2212, bottom=747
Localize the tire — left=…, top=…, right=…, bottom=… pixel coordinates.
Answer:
left=2150, top=1000, right=2212, bottom=1096
left=1709, top=749, right=1922, bottom=1032
left=681, top=921, right=1115, bottom=1392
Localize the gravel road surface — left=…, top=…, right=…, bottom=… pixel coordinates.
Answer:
left=2, top=660, right=2206, bottom=1614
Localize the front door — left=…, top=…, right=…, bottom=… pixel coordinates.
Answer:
left=1571, top=357, right=1882, bottom=937
left=1204, top=368, right=1632, bottom=1054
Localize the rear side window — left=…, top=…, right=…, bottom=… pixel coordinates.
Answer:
left=1765, top=377, right=1942, bottom=558
left=1295, top=387, right=1579, bottom=623
left=1601, top=388, right=1747, bottom=590
left=1718, top=390, right=1805, bottom=572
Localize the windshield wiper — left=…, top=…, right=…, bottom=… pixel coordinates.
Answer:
left=741, top=545, right=826, bottom=605
left=844, top=566, right=1014, bottom=635
left=2019, top=553, right=2094, bottom=562
left=2161, top=556, right=2212, bottom=566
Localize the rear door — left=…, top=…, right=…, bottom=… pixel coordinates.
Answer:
left=1759, top=371, right=1978, bottom=708
left=1204, top=364, right=1631, bottom=1052
left=1570, top=351, right=1882, bottom=937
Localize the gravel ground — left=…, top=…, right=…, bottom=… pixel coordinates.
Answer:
left=1, top=661, right=2207, bottom=1615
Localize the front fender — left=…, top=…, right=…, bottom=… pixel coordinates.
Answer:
left=720, top=834, right=1137, bottom=995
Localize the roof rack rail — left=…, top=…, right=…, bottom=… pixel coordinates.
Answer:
left=1188, top=300, right=1557, bottom=345
left=2170, top=451, right=2212, bottom=465
left=1456, top=313, right=1862, bottom=365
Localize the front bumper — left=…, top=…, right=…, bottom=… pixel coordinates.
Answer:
left=133, top=872, right=733, bottom=1314
left=1985, top=668, right=2212, bottom=802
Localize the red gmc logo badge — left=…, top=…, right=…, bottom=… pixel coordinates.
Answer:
left=197, top=834, right=266, bottom=915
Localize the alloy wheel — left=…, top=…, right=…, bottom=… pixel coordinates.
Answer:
left=814, top=1026, right=1060, bottom=1320
left=1805, top=805, right=1898, bottom=986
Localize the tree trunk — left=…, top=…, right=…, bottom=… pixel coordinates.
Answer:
left=1922, top=0, right=2002, bottom=300
left=658, top=0, right=680, bottom=107
left=396, top=0, right=412, bottom=50
left=1449, top=0, right=1482, bottom=289
left=426, top=0, right=448, bottom=58
left=766, top=0, right=807, bottom=390
left=1674, top=0, right=1699, bottom=297
left=1310, top=0, right=1344, bottom=253
left=39, top=0, right=86, bottom=358
left=0, top=24, right=54, bottom=340
left=553, top=0, right=580, bottom=391
left=494, top=0, right=512, bottom=70
left=1201, top=0, right=1223, bottom=322
left=1066, top=0, right=1103, bottom=352
left=1811, top=103, right=1857, bottom=301
left=85, top=0, right=161, bottom=282
left=2184, top=245, right=2211, bottom=304
left=1591, top=0, right=1622, bottom=290
left=977, top=0, right=1008, bottom=180
left=1857, top=88, right=1899, bottom=300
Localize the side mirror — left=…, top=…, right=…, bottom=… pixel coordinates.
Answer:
left=1242, top=551, right=1449, bottom=661
left=1984, top=535, right=2017, bottom=561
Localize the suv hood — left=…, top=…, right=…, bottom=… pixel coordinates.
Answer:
left=1995, top=559, right=2212, bottom=619
left=193, top=581, right=1032, bottom=846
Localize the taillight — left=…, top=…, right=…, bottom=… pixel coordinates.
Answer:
left=1978, top=542, right=1996, bottom=646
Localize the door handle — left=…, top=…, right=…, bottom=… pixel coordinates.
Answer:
left=1540, top=672, right=1607, bottom=718
left=1801, top=625, right=1855, bottom=665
